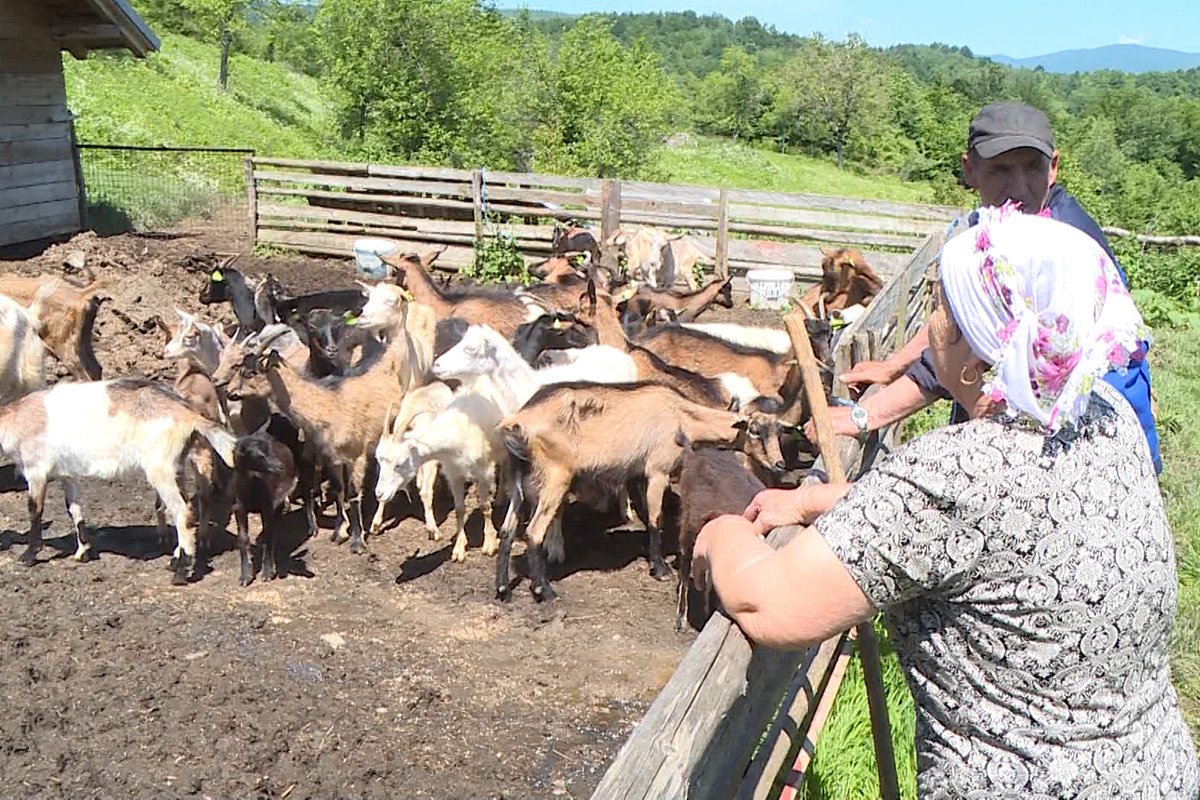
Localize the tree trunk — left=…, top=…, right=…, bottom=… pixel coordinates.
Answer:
left=218, top=25, right=232, bottom=90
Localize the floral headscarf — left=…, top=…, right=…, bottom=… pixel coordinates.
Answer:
left=938, top=204, right=1150, bottom=432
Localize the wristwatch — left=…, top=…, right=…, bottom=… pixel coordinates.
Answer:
left=849, top=403, right=870, bottom=436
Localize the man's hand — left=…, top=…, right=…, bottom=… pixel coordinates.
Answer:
left=803, top=406, right=859, bottom=443
left=839, top=359, right=900, bottom=391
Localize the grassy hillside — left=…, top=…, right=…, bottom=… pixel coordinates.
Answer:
left=659, top=136, right=939, bottom=203
left=64, top=33, right=337, bottom=156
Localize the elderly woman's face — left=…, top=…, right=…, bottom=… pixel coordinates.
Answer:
left=928, top=283, right=989, bottom=413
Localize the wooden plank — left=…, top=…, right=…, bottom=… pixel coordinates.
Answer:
left=256, top=202, right=554, bottom=241
left=0, top=159, right=76, bottom=190
left=600, top=180, right=621, bottom=274
left=716, top=189, right=730, bottom=279
left=0, top=211, right=79, bottom=248
left=0, top=80, right=67, bottom=106
left=0, top=105, right=74, bottom=124
left=0, top=122, right=70, bottom=142
left=727, top=187, right=960, bottom=221
left=689, top=236, right=910, bottom=274
left=0, top=179, right=78, bottom=208
left=0, top=47, right=59, bottom=74
left=729, top=203, right=935, bottom=236
left=0, top=197, right=78, bottom=226
left=0, top=136, right=73, bottom=166
left=256, top=228, right=545, bottom=271
left=474, top=184, right=592, bottom=208
left=257, top=186, right=477, bottom=213
left=775, top=636, right=855, bottom=799
left=471, top=169, right=483, bottom=243
left=257, top=218, right=555, bottom=253
left=476, top=169, right=598, bottom=191
left=252, top=170, right=472, bottom=199
left=68, top=118, right=86, bottom=232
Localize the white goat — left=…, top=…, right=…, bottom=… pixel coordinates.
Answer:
left=369, top=381, right=454, bottom=539
left=374, top=376, right=507, bottom=563
left=356, top=281, right=438, bottom=379
left=0, top=280, right=54, bottom=405
left=679, top=322, right=793, bottom=355
left=0, top=379, right=236, bottom=584
left=163, top=307, right=227, bottom=373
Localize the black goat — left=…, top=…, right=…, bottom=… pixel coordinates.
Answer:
left=302, top=309, right=382, bottom=378
left=511, top=312, right=597, bottom=364
left=233, top=421, right=299, bottom=586
left=199, top=264, right=262, bottom=334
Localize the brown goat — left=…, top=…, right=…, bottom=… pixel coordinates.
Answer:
left=382, top=251, right=535, bottom=338
left=620, top=275, right=733, bottom=323
left=799, top=248, right=884, bottom=317
left=634, top=325, right=793, bottom=397
left=674, top=447, right=765, bottom=631
left=496, top=382, right=784, bottom=602
left=0, top=275, right=108, bottom=380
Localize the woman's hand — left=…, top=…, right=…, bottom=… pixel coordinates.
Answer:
left=744, top=488, right=811, bottom=535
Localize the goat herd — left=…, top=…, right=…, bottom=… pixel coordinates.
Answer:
left=0, top=235, right=883, bottom=632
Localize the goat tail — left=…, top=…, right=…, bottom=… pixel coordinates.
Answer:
left=196, top=422, right=237, bottom=469
left=76, top=294, right=107, bottom=381
left=26, top=278, right=60, bottom=331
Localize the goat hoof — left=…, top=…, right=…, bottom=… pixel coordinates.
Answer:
left=451, top=548, right=467, bottom=563
left=18, top=547, right=39, bottom=567
left=239, top=574, right=254, bottom=588
left=172, top=554, right=193, bottom=586
left=531, top=583, right=558, bottom=603
left=496, top=586, right=512, bottom=602
left=650, top=561, right=673, bottom=581
left=71, top=548, right=95, bottom=563
left=427, top=529, right=440, bottom=542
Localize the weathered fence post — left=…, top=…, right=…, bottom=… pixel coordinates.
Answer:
left=243, top=154, right=257, bottom=247
left=471, top=169, right=484, bottom=245
left=600, top=179, right=622, bottom=276
left=716, top=188, right=730, bottom=279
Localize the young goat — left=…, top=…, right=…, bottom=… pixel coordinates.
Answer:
left=673, top=446, right=765, bottom=632
left=798, top=248, right=884, bottom=317
left=198, top=260, right=265, bottom=335
left=232, top=422, right=298, bottom=586
left=375, top=378, right=507, bottom=562
left=0, top=274, right=108, bottom=380
left=619, top=276, right=733, bottom=324
left=369, top=381, right=454, bottom=539
left=497, top=382, right=784, bottom=602
left=0, top=379, right=236, bottom=585
left=0, top=281, right=54, bottom=405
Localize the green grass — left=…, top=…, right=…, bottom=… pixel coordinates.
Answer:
left=658, top=136, right=939, bottom=203
left=64, top=33, right=337, bottom=156
left=802, top=327, right=1200, bottom=798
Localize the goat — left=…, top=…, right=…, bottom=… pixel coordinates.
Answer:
left=375, top=379, right=507, bottom=562
left=302, top=308, right=382, bottom=379
left=497, top=382, right=784, bottom=601
left=232, top=421, right=299, bottom=586
left=634, top=325, right=793, bottom=397
left=0, top=379, right=236, bottom=585
left=218, top=332, right=410, bottom=553
left=355, top=280, right=438, bottom=379
left=673, top=446, right=764, bottom=632
left=606, top=227, right=680, bottom=288
left=0, top=281, right=54, bottom=405
left=382, top=250, right=536, bottom=339
left=511, top=312, right=598, bottom=365
left=550, top=225, right=601, bottom=265
left=369, top=381, right=454, bottom=540
left=0, top=274, right=108, bottom=380
left=198, top=260, right=264, bottom=335
left=619, top=276, right=733, bottom=324
left=798, top=248, right=883, bottom=317
left=663, top=238, right=710, bottom=291
left=678, top=322, right=791, bottom=354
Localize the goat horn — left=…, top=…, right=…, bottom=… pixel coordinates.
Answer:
left=798, top=301, right=815, bottom=321
left=817, top=295, right=827, bottom=321
left=255, top=327, right=290, bottom=353
left=383, top=401, right=393, bottom=434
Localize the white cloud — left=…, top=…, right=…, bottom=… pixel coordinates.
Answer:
left=1118, top=33, right=1147, bottom=45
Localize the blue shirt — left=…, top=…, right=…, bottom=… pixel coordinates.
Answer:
left=904, top=185, right=1162, bottom=473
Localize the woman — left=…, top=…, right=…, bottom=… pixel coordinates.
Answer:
left=693, top=207, right=1199, bottom=798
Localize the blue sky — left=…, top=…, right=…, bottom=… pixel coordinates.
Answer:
left=500, top=1, right=1200, bottom=58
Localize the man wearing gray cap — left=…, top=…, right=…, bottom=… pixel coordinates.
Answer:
left=813, top=101, right=1162, bottom=472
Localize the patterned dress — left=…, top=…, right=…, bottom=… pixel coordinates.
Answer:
left=817, top=382, right=1199, bottom=798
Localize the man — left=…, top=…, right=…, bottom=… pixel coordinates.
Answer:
left=814, top=101, right=1162, bottom=472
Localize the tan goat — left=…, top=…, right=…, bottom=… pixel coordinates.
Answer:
left=0, top=275, right=109, bottom=380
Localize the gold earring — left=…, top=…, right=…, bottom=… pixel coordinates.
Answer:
left=960, top=364, right=980, bottom=385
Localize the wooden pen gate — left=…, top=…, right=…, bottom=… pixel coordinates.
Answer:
left=589, top=227, right=948, bottom=800
left=244, top=158, right=957, bottom=291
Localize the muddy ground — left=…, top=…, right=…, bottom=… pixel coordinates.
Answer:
left=0, top=232, right=788, bottom=799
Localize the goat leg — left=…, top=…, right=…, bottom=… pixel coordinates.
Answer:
left=347, top=462, right=367, bottom=555
left=525, top=482, right=568, bottom=602
left=331, top=465, right=349, bottom=545
left=261, top=508, right=279, bottom=580
left=448, top=472, right=468, bottom=563
left=644, top=473, right=673, bottom=581
left=235, top=507, right=254, bottom=587
left=477, top=470, right=498, bottom=557
left=64, top=480, right=93, bottom=563
left=417, top=460, right=439, bottom=541
left=152, top=468, right=195, bottom=586
left=18, top=478, right=48, bottom=567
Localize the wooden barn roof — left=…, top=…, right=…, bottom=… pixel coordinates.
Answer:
left=42, top=0, right=160, bottom=58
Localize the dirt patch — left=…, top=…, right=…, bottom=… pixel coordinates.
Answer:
left=0, top=231, right=785, bottom=799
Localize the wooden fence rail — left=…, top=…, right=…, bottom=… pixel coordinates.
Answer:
left=247, top=157, right=960, bottom=289
left=590, top=227, right=946, bottom=799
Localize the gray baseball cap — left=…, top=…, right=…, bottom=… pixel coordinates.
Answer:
left=968, top=102, right=1055, bottom=159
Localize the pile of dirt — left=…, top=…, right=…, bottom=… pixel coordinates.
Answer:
left=8, top=232, right=361, bottom=380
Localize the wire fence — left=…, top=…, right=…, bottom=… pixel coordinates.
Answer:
left=77, top=144, right=254, bottom=244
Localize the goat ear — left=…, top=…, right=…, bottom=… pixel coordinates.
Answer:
left=586, top=278, right=597, bottom=307
left=355, top=279, right=374, bottom=296
left=727, top=396, right=742, bottom=413
left=819, top=247, right=836, bottom=258
left=732, top=417, right=749, bottom=431
left=422, top=245, right=447, bottom=268
left=252, top=417, right=271, bottom=437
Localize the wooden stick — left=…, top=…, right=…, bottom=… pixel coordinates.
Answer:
left=783, top=313, right=844, bottom=480
left=779, top=632, right=856, bottom=800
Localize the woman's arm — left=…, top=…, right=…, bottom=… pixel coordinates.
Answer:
left=694, top=515, right=874, bottom=650
left=744, top=482, right=853, bottom=535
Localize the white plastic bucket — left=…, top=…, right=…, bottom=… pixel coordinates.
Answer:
left=746, top=268, right=795, bottom=310
left=353, top=238, right=398, bottom=279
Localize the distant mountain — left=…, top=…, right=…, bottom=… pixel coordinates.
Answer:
left=988, top=44, right=1200, bottom=74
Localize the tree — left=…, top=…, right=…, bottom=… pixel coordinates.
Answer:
left=696, top=46, right=768, bottom=141
left=181, top=0, right=252, bottom=89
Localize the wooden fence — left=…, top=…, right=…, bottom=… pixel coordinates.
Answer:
left=589, top=227, right=946, bottom=800
left=245, top=158, right=960, bottom=289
